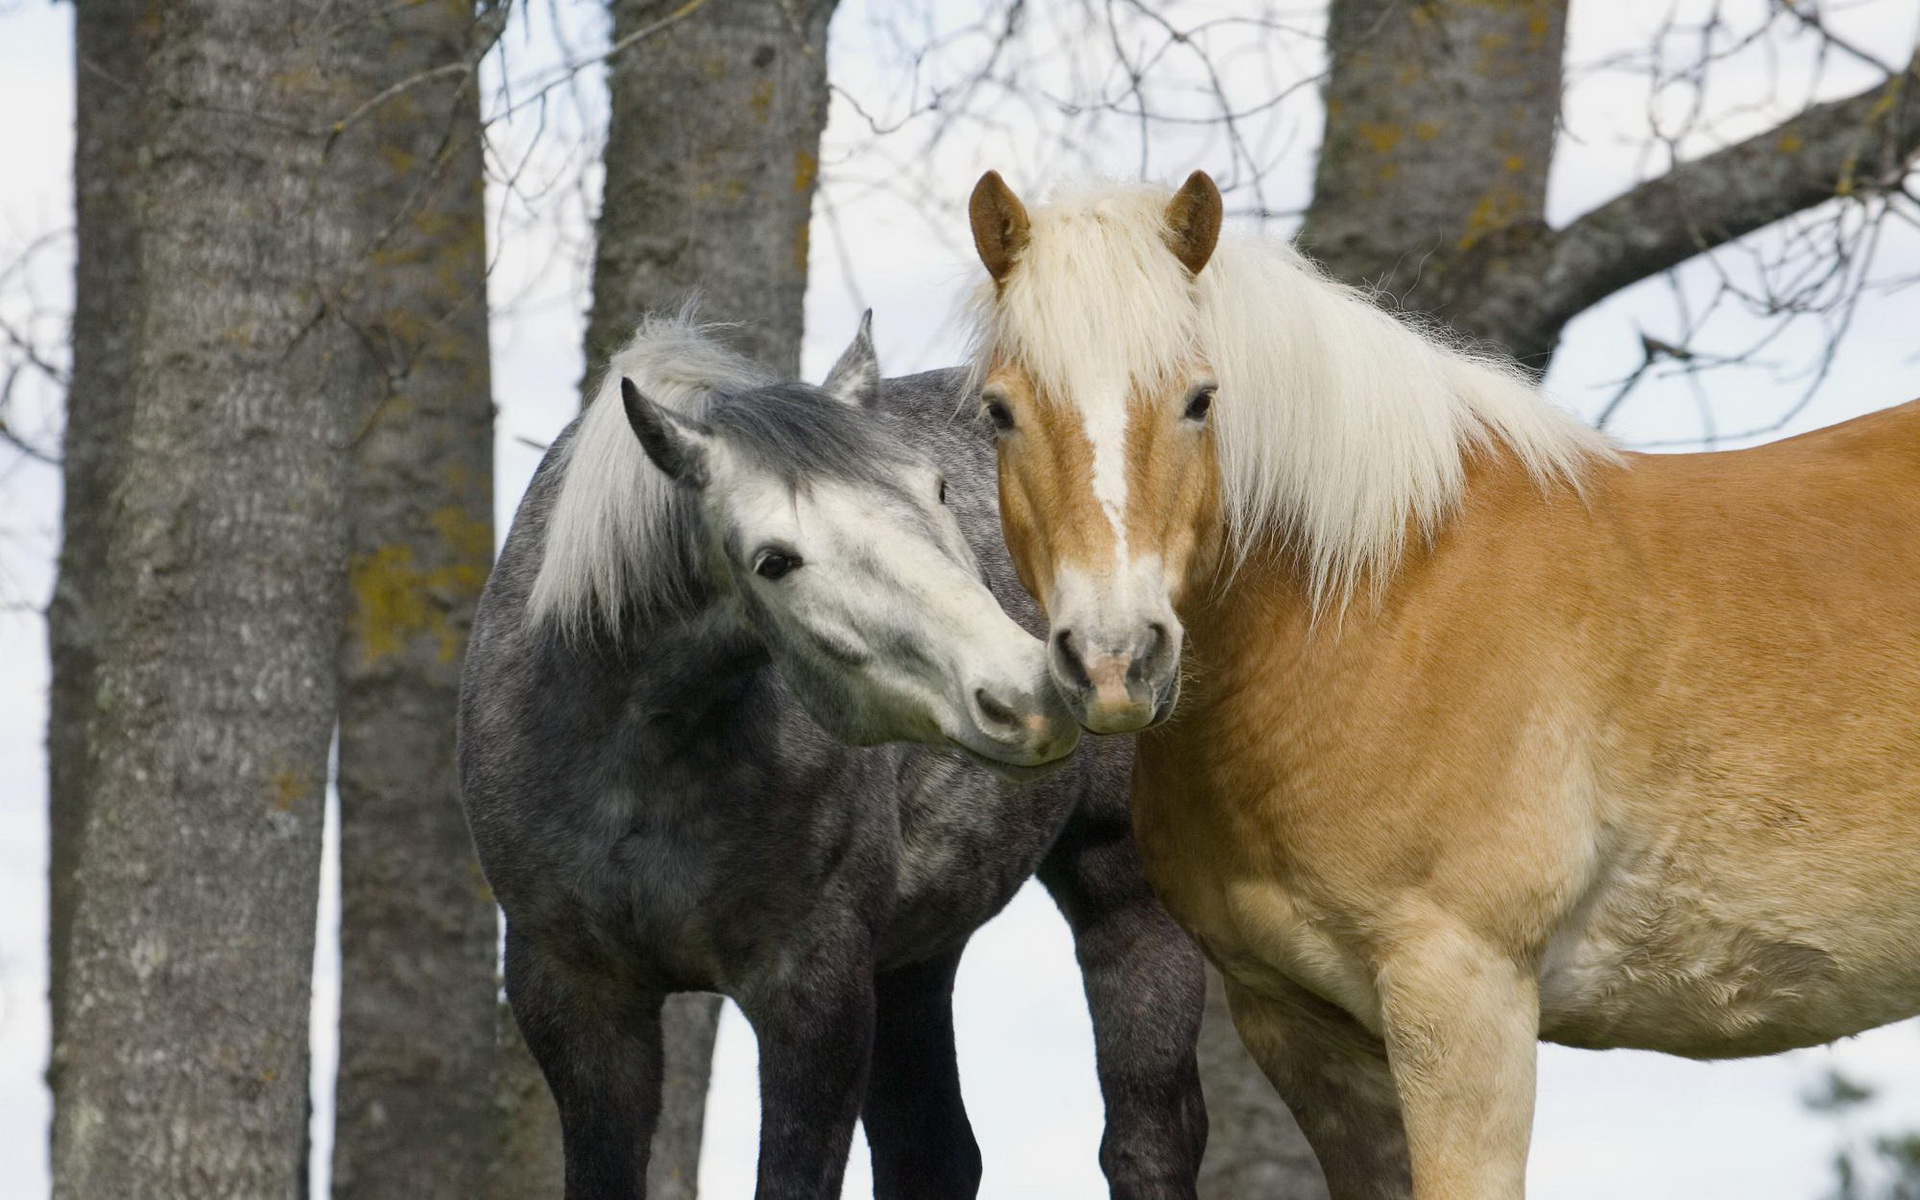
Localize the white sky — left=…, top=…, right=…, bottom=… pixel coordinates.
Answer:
left=3, top=1, right=1920, bottom=1197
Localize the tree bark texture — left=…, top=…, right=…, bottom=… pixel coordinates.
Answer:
left=492, top=2, right=838, bottom=1191
left=50, top=1, right=373, bottom=1195
left=1300, top=0, right=1569, bottom=363
left=581, top=0, right=836, bottom=380
left=329, top=3, right=501, bottom=1198
left=48, top=0, right=144, bottom=1065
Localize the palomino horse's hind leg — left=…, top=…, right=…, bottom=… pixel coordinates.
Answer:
left=862, top=948, right=982, bottom=1199
left=1223, top=975, right=1412, bottom=1200
left=503, top=922, right=665, bottom=1200
left=737, top=935, right=878, bottom=1200
left=1039, top=805, right=1208, bottom=1199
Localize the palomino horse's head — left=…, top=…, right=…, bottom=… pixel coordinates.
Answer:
left=622, top=317, right=1082, bottom=776
left=968, top=171, right=1227, bottom=734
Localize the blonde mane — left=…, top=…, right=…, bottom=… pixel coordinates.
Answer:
left=969, top=183, right=1616, bottom=609
left=528, top=313, right=771, bottom=635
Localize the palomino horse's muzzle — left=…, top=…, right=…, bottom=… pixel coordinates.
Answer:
left=1048, top=621, right=1180, bottom=735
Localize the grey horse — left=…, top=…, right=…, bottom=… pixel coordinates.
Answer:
left=457, top=314, right=1206, bottom=1200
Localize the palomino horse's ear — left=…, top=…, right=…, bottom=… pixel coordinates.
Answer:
left=970, top=170, right=1031, bottom=284
left=821, top=309, right=881, bottom=409
left=621, top=377, right=711, bottom=488
left=1164, top=170, right=1222, bottom=276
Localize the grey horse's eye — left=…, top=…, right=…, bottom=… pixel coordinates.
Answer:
left=754, top=549, right=802, bottom=580
left=937, top=477, right=948, bottom=505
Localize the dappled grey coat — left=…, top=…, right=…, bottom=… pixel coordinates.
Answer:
left=457, top=361, right=1207, bottom=1199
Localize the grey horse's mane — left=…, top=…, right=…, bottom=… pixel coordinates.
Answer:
left=528, top=313, right=910, bottom=636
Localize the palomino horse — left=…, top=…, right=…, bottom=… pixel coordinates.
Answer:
left=965, top=170, right=1920, bottom=1199
left=459, top=313, right=1206, bottom=1199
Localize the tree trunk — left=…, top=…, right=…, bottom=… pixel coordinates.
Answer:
left=1300, top=0, right=1569, bottom=365
left=581, top=0, right=835, bottom=381
left=329, top=4, right=501, bottom=1198
left=49, top=0, right=371, bottom=1194
left=492, top=1, right=838, bottom=1190
left=47, top=0, right=144, bottom=1068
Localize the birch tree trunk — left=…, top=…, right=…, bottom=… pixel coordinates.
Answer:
left=330, top=3, right=501, bottom=1197
left=49, top=0, right=371, bottom=1193
left=493, top=2, right=838, bottom=1194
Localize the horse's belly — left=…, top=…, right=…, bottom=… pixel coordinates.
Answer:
left=1537, top=855, right=1920, bottom=1058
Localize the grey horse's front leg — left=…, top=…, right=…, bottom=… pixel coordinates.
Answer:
left=504, top=921, right=665, bottom=1200
left=738, top=937, right=878, bottom=1200
left=1040, top=798, right=1208, bottom=1199
left=863, top=947, right=982, bottom=1200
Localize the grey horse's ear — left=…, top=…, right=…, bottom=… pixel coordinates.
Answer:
left=821, top=310, right=880, bottom=409
left=622, top=377, right=711, bottom=487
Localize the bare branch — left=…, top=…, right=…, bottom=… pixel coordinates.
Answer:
left=1534, top=50, right=1920, bottom=337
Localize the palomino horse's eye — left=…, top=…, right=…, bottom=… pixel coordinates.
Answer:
left=1185, top=384, right=1217, bottom=422
left=981, top=397, right=1016, bottom=432
left=754, top=549, right=802, bottom=581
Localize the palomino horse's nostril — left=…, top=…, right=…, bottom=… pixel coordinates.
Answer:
left=1051, top=629, right=1092, bottom=690
left=1133, top=623, right=1170, bottom=682
left=973, top=687, right=1021, bottom=732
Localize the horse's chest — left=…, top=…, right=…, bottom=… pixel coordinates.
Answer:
left=880, top=760, right=1067, bottom=962
left=1130, top=771, right=1384, bottom=1022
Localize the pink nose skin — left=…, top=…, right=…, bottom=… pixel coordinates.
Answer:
left=1083, top=654, right=1154, bottom=732
left=1087, top=656, right=1132, bottom=711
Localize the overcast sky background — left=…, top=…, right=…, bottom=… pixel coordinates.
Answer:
left=3, top=0, right=1920, bottom=1196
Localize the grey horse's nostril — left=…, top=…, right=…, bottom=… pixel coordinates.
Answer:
left=974, top=687, right=1021, bottom=732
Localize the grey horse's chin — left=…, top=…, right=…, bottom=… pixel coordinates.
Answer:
left=944, top=738, right=1075, bottom=785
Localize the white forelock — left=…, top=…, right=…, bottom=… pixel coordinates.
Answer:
left=969, top=181, right=1616, bottom=611
left=527, top=312, right=770, bottom=635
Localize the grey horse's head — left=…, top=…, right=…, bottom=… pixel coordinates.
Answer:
left=541, top=313, right=1080, bottom=777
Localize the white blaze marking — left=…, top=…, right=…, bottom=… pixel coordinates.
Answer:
left=1078, top=378, right=1131, bottom=561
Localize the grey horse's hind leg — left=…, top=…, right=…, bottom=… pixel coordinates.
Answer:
left=504, top=921, right=664, bottom=1200
left=739, top=938, right=878, bottom=1200
left=1040, top=805, right=1208, bottom=1200
left=862, top=948, right=982, bottom=1200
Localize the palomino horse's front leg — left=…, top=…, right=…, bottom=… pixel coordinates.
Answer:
left=738, top=937, right=878, bottom=1200
left=1373, top=927, right=1540, bottom=1200
left=1039, top=805, right=1208, bottom=1199
left=1223, top=974, right=1412, bottom=1200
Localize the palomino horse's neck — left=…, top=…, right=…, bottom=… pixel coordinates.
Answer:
left=1176, top=443, right=1558, bottom=714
